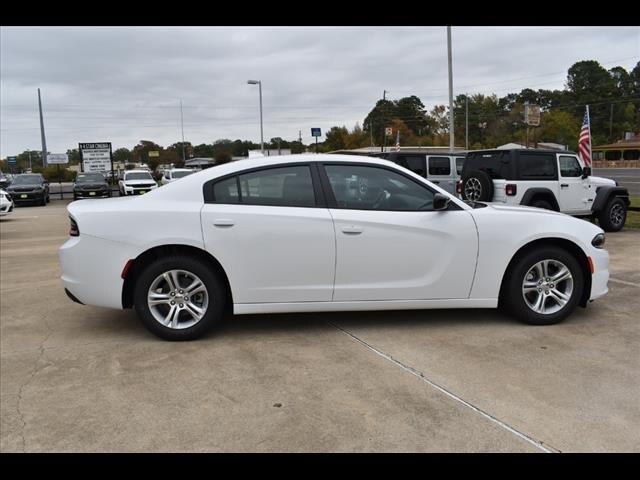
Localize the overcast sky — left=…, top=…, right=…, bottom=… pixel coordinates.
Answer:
left=1, top=26, right=638, bottom=157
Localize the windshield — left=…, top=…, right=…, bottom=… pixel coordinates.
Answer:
left=12, top=175, right=43, bottom=185
left=76, top=173, right=105, bottom=183
left=125, top=172, right=153, bottom=180
left=172, top=170, right=193, bottom=179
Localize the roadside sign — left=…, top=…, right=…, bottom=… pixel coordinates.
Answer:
left=79, top=142, right=112, bottom=173
left=148, top=151, right=160, bottom=158
left=7, top=156, right=17, bottom=165
left=311, top=128, right=321, bottom=137
left=47, top=153, right=69, bottom=164
left=525, top=104, right=541, bottom=126
left=385, top=127, right=393, bottom=136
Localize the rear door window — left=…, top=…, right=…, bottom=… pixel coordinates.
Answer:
left=518, top=152, right=557, bottom=179
left=455, top=157, right=465, bottom=175
left=428, top=157, right=451, bottom=176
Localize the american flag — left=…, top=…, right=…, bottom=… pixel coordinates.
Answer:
left=395, top=130, right=400, bottom=151
left=578, top=106, right=591, bottom=166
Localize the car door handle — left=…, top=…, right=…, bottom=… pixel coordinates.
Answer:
left=341, top=225, right=363, bottom=235
left=432, top=180, right=440, bottom=184
left=560, top=184, right=569, bottom=188
left=213, top=219, right=235, bottom=227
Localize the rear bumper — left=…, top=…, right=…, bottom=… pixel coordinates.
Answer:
left=59, top=234, right=137, bottom=309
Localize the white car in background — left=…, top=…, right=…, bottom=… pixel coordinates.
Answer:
left=0, top=189, right=14, bottom=216
left=160, top=168, right=194, bottom=185
left=59, top=154, right=609, bottom=341
left=118, top=170, right=158, bottom=196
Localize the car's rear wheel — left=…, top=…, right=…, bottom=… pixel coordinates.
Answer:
left=133, top=255, right=226, bottom=340
left=503, top=246, right=583, bottom=325
left=598, top=197, right=626, bottom=232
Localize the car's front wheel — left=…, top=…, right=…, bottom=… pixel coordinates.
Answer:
left=598, top=197, right=626, bottom=232
left=503, top=246, right=584, bottom=325
left=133, top=255, right=226, bottom=340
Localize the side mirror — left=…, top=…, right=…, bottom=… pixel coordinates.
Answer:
left=433, top=193, right=450, bottom=211
left=581, top=166, right=591, bottom=179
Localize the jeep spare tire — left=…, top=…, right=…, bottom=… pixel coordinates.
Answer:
left=462, top=170, right=493, bottom=201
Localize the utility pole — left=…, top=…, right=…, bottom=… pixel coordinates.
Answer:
left=38, top=88, right=47, bottom=167
left=381, top=90, right=388, bottom=152
left=524, top=102, right=529, bottom=148
left=465, top=93, right=469, bottom=150
left=447, top=26, right=454, bottom=152
left=609, top=103, right=614, bottom=142
left=180, top=99, right=186, bottom=163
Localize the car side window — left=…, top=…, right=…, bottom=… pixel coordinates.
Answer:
left=212, top=166, right=316, bottom=207
left=324, top=164, right=435, bottom=211
left=213, top=176, right=240, bottom=204
left=428, top=157, right=451, bottom=176
left=559, top=156, right=582, bottom=177
left=396, top=155, right=426, bottom=177
left=518, top=153, right=557, bottom=179
left=455, top=157, right=465, bottom=175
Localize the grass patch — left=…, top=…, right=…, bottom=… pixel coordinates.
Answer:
left=626, top=196, right=640, bottom=229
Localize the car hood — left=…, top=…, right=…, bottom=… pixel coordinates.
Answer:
left=478, top=202, right=567, bottom=217
left=122, top=179, right=155, bottom=185
left=8, top=183, right=43, bottom=189
left=75, top=183, right=107, bottom=188
left=589, top=175, right=616, bottom=187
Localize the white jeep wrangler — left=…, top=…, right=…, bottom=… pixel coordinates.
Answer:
left=457, top=149, right=630, bottom=232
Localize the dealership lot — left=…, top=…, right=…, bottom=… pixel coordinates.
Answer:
left=1, top=200, right=639, bottom=452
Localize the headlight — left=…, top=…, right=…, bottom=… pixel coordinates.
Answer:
left=592, top=233, right=606, bottom=249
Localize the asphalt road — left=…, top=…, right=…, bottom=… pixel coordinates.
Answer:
left=593, top=168, right=640, bottom=197
left=1, top=201, right=639, bottom=452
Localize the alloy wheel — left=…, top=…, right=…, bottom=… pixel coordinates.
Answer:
left=522, top=259, right=573, bottom=315
left=464, top=178, right=482, bottom=200
left=147, top=269, right=209, bottom=329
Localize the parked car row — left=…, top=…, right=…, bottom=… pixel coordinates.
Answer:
left=0, top=189, right=14, bottom=216
left=365, top=148, right=630, bottom=232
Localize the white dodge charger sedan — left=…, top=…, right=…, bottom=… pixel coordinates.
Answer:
left=59, top=154, right=609, bottom=340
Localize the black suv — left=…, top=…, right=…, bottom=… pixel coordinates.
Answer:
left=73, top=172, right=111, bottom=200
left=458, top=149, right=630, bottom=231
left=6, top=173, right=50, bottom=206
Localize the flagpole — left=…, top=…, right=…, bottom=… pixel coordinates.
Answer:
left=587, top=104, right=593, bottom=172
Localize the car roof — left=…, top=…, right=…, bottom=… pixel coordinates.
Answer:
left=467, top=148, right=577, bottom=155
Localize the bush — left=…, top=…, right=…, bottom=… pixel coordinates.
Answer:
left=32, top=165, right=75, bottom=182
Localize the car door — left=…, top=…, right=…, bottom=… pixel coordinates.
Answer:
left=320, top=163, right=478, bottom=301
left=200, top=164, right=336, bottom=304
left=557, top=154, right=591, bottom=214
left=426, top=156, right=455, bottom=193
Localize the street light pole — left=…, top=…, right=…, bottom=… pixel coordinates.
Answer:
left=247, top=80, right=264, bottom=154
left=447, top=26, right=454, bottom=152
left=180, top=99, right=186, bottom=163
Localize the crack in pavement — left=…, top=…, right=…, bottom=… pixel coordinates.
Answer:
left=326, top=320, right=561, bottom=453
left=14, top=310, right=54, bottom=452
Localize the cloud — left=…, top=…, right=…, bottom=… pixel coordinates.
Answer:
left=1, top=26, right=638, bottom=157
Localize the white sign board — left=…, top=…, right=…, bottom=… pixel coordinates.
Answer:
left=47, top=153, right=69, bottom=165
left=79, top=142, right=112, bottom=172
left=525, top=104, right=541, bottom=126
left=385, top=127, right=393, bottom=136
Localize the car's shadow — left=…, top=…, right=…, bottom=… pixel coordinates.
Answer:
left=93, top=306, right=519, bottom=342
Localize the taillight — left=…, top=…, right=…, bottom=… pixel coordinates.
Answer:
left=69, top=217, right=79, bottom=236
left=505, top=184, right=517, bottom=196
left=456, top=180, right=462, bottom=194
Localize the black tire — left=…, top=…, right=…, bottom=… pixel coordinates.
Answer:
left=502, top=246, right=584, bottom=326
left=461, top=170, right=493, bottom=201
left=598, top=197, right=626, bottom=232
left=46, top=194, right=50, bottom=203
left=40, top=195, right=46, bottom=206
left=133, top=255, right=226, bottom=341
left=531, top=198, right=553, bottom=210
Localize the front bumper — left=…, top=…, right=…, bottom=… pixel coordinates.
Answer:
left=0, top=200, right=13, bottom=215
left=589, top=247, right=609, bottom=301
left=10, top=191, right=45, bottom=203
left=74, top=189, right=110, bottom=198
left=123, top=185, right=157, bottom=195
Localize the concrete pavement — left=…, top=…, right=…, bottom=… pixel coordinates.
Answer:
left=1, top=201, right=638, bottom=452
